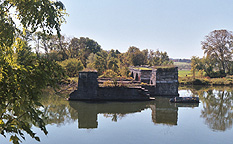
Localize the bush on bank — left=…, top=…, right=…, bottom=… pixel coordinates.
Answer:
left=179, top=75, right=233, bottom=86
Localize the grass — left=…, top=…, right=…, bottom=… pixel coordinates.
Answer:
left=134, top=65, right=176, bottom=71
left=68, top=77, right=79, bottom=83
left=179, top=70, right=192, bottom=77
left=174, top=62, right=191, bottom=66
left=179, top=75, right=233, bottom=86
left=137, top=67, right=152, bottom=70
left=174, top=62, right=191, bottom=70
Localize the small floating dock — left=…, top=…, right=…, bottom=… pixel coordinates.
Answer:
left=170, top=97, right=199, bottom=103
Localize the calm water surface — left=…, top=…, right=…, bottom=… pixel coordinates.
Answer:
left=1, top=86, right=233, bottom=144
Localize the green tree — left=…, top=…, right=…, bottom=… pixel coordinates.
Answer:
left=107, top=57, right=119, bottom=73
left=32, top=33, right=69, bottom=60
left=86, top=53, right=96, bottom=69
left=191, top=56, right=201, bottom=79
left=94, top=54, right=107, bottom=75
left=126, top=46, right=147, bottom=66
left=59, top=58, right=84, bottom=77
left=201, top=30, right=233, bottom=75
left=86, top=50, right=108, bottom=75
left=148, top=50, right=172, bottom=66
left=68, top=37, right=102, bottom=66
left=0, top=0, right=67, bottom=143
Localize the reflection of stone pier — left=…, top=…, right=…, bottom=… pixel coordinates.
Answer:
left=69, top=99, right=199, bottom=129
left=69, top=101, right=150, bottom=129
left=150, top=98, right=178, bottom=125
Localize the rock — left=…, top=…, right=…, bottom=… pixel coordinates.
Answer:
left=169, top=97, right=199, bottom=103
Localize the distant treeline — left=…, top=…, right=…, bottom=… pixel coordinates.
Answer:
left=170, top=58, right=191, bottom=63
left=29, top=34, right=173, bottom=76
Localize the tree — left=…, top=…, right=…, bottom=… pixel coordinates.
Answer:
left=107, top=57, right=119, bottom=73
left=148, top=50, right=172, bottom=66
left=201, top=30, right=233, bottom=75
left=0, top=1, right=67, bottom=143
left=68, top=37, right=102, bottom=66
left=59, top=58, right=84, bottom=77
left=191, top=56, right=201, bottom=79
left=126, top=46, right=147, bottom=66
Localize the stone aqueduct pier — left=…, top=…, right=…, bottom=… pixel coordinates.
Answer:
left=69, top=67, right=179, bottom=101
left=129, top=67, right=179, bottom=96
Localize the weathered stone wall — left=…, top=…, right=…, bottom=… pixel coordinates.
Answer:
left=69, top=71, right=151, bottom=101
left=97, top=87, right=150, bottom=101
left=152, top=67, right=179, bottom=96
left=69, top=72, right=98, bottom=100
left=140, top=70, right=152, bottom=84
left=130, top=68, right=152, bottom=83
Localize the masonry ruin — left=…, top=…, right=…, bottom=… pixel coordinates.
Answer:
left=130, top=67, right=179, bottom=96
left=69, top=67, right=179, bottom=101
left=69, top=71, right=151, bottom=101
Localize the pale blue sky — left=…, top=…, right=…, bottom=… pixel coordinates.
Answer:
left=60, top=0, right=233, bottom=58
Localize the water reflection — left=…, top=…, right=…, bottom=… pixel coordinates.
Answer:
left=201, top=89, right=233, bottom=131
left=181, top=86, right=233, bottom=131
left=41, top=86, right=233, bottom=132
left=150, top=98, right=178, bottom=125
left=68, top=98, right=199, bottom=129
left=69, top=101, right=150, bottom=129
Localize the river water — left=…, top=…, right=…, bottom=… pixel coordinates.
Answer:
left=1, top=86, right=233, bottom=144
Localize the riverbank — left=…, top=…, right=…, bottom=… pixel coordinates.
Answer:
left=179, top=75, right=233, bottom=86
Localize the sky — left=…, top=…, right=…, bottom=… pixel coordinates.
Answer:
left=60, top=0, right=233, bottom=59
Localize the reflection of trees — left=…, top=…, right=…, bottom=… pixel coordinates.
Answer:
left=182, top=86, right=233, bottom=131
left=200, top=90, right=233, bottom=131
left=103, top=114, right=126, bottom=122
left=39, top=90, right=78, bottom=126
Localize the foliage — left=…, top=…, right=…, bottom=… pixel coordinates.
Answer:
left=102, top=80, right=115, bottom=87
left=118, top=65, right=130, bottom=77
left=37, top=34, right=174, bottom=77
left=69, top=37, right=102, bottom=66
left=0, top=40, right=65, bottom=144
left=0, top=0, right=67, bottom=143
left=48, top=50, right=64, bottom=61
left=59, top=58, right=84, bottom=77
left=201, top=29, right=233, bottom=75
left=99, top=69, right=118, bottom=78
left=191, top=56, right=227, bottom=78
left=148, top=50, right=173, bottom=66
left=126, top=46, right=147, bottom=66
left=190, top=30, right=233, bottom=78
left=0, top=0, right=67, bottom=47
left=107, top=57, right=119, bottom=73
left=179, top=75, right=233, bottom=86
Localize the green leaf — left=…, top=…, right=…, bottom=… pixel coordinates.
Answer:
left=34, top=136, right=40, bottom=142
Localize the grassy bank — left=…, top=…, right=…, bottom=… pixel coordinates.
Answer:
left=179, top=70, right=233, bottom=85
left=179, top=70, right=192, bottom=77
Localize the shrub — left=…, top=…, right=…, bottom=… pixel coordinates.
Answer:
left=192, top=79, right=209, bottom=85
left=99, top=69, right=118, bottom=78
left=59, top=58, right=84, bottom=77
left=102, top=80, right=114, bottom=87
